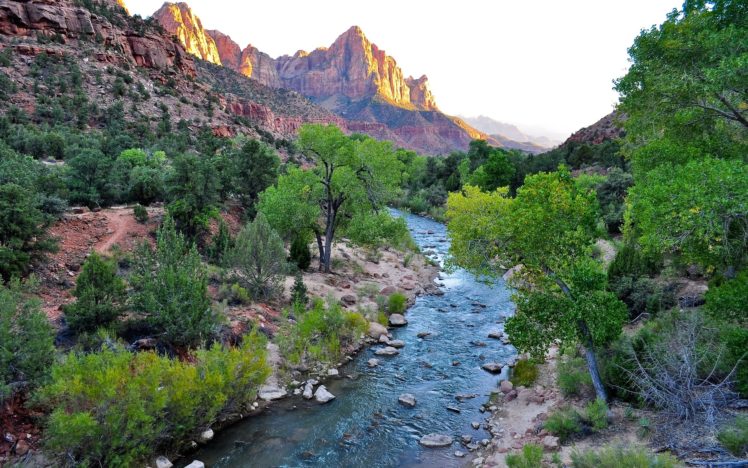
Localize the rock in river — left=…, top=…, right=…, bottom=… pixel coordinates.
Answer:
left=375, top=346, right=400, bottom=356
left=184, top=461, right=205, bottom=468
left=389, top=339, right=405, bottom=349
left=398, top=393, right=417, bottom=407
left=303, top=382, right=314, bottom=399
left=419, top=433, right=453, bottom=448
left=368, top=321, right=388, bottom=339
left=389, top=313, right=408, bottom=326
left=367, top=358, right=379, bottom=367
left=481, top=362, right=504, bottom=374
left=259, top=384, right=288, bottom=401
left=314, top=385, right=336, bottom=403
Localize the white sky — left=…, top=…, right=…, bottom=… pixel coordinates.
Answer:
left=122, top=0, right=679, bottom=139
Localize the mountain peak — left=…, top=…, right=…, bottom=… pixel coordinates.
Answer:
left=152, top=1, right=221, bottom=65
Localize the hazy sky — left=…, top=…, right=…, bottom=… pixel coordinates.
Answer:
left=122, top=0, right=680, bottom=139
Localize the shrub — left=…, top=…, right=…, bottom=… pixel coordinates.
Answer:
left=705, top=271, right=748, bottom=324
left=64, top=253, right=126, bottom=333
left=345, top=211, right=414, bottom=250
left=38, top=332, right=270, bottom=467
left=207, top=219, right=232, bottom=264
left=570, top=446, right=678, bottom=468
left=510, top=359, right=539, bottom=387
left=227, top=213, right=286, bottom=301
left=289, top=234, right=312, bottom=271
left=290, top=272, right=308, bottom=307
left=506, top=443, right=543, bottom=468
left=544, top=407, right=583, bottom=441
left=558, top=356, right=593, bottom=397
left=0, top=279, right=55, bottom=400
left=717, top=415, right=748, bottom=457
left=585, top=398, right=609, bottom=431
left=607, top=242, right=661, bottom=281
left=387, top=292, right=407, bottom=314
left=609, top=275, right=676, bottom=318
left=133, top=203, right=148, bottom=223
left=130, top=216, right=220, bottom=348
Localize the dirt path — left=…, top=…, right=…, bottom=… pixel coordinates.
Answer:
left=95, top=208, right=135, bottom=254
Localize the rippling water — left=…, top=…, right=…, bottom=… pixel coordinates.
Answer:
left=189, top=210, right=515, bottom=467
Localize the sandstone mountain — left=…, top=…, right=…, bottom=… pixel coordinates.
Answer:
left=564, top=111, right=625, bottom=146
left=462, top=115, right=561, bottom=152
left=152, top=1, right=505, bottom=154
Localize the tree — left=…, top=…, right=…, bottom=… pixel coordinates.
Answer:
left=289, top=234, right=312, bottom=271
left=470, top=149, right=515, bottom=192
left=65, top=148, right=115, bottom=208
left=166, top=153, right=221, bottom=239
left=226, top=139, right=280, bottom=217
left=447, top=168, right=627, bottom=401
left=130, top=216, right=219, bottom=348
left=226, top=212, right=286, bottom=301
left=264, top=124, right=402, bottom=272
left=64, top=253, right=126, bottom=333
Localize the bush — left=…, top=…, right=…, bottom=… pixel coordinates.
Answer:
left=506, top=443, right=543, bottom=468
left=289, top=234, right=311, bottom=271
left=131, top=216, right=220, bottom=348
left=64, top=253, right=126, bottom=333
left=345, top=211, right=414, bottom=250
left=387, top=292, right=407, bottom=314
left=544, top=407, right=583, bottom=442
left=0, top=279, right=55, bottom=400
left=37, top=333, right=270, bottom=467
left=510, top=359, right=539, bottom=387
left=609, top=275, right=676, bottom=318
left=207, top=219, right=232, bottom=264
left=717, top=415, right=748, bottom=457
left=290, top=272, right=308, bottom=307
left=227, top=212, right=286, bottom=301
left=607, top=243, right=661, bottom=281
left=705, top=271, right=748, bottom=324
left=570, top=446, right=678, bottom=468
left=133, top=203, right=148, bottom=223
left=585, top=398, right=609, bottom=431
left=558, top=356, right=593, bottom=397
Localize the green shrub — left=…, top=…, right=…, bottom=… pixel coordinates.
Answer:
left=290, top=272, right=308, bottom=307
left=510, top=359, right=539, bottom=387
left=387, top=292, right=407, bottom=314
left=544, top=407, right=583, bottom=442
left=506, top=443, right=543, bottom=468
left=38, top=332, right=270, bottom=467
left=64, top=253, right=126, bottom=333
left=570, top=446, right=678, bottom=468
left=289, top=234, right=311, bottom=271
left=609, top=275, right=676, bottom=317
left=0, top=278, right=55, bottom=400
left=706, top=271, right=748, bottom=324
left=717, top=415, right=748, bottom=457
left=345, top=211, right=414, bottom=250
left=207, top=219, right=232, bottom=264
left=558, top=356, right=593, bottom=397
left=585, top=398, right=609, bottom=431
left=607, top=243, right=661, bottom=281
left=133, top=203, right=148, bottom=223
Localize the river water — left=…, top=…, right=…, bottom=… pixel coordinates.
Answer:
left=190, top=210, right=515, bottom=467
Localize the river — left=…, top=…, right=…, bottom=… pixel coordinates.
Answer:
left=189, top=210, right=515, bottom=467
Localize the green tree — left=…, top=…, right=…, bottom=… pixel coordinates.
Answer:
left=65, top=148, right=114, bottom=208
left=227, top=139, right=280, bottom=217
left=447, top=168, right=627, bottom=401
left=470, top=149, right=515, bottom=192
left=289, top=234, right=312, bottom=271
left=166, top=153, right=221, bottom=239
left=131, top=216, right=219, bottom=348
left=64, top=253, right=126, bottom=333
left=226, top=212, right=286, bottom=301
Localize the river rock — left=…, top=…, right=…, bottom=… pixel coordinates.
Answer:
left=419, top=433, right=453, bottom=447
left=398, top=393, right=417, bottom=407
left=368, top=321, right=388, bottom=339
left=389, top=314, right=408, bottom=326
left=314, top=385, right=335, bottom=403
left=461, top=434, right=472, bottom=444
left=184, top=462, right=205, bottom=468
left=328, top=368, right=339, bottom=377
left=542, top=435, right=560, bottom=450
left=340, top=294, right=357, bottom=306
left=199, top=428, right=214, bottom=443
left=455, top=393, right=478, bottom=401
left=375, top=346, right=399, bottom=356
left=259, top=384, right=288, bottom=401
left=500, top=380, right=514, bottom=394
left=481, top=362, right=504, bottom=374
left=471, top=421, right=481, bottom=429
left=447, top=405, right=461, bottom=413
left=488, top=330, right=503, bottom=339
left=303, top=382, right=314, bottom=399
left=389, top=339, right=405, bottom=348
left=379, top=334, right=390, bottom=344
left=417, top=331, right=432, bottom=338
left=454, top=450, right=466, bottom=458
left=367, top=358, right=379, bottom=367
left=155, top=456, right=173, bottom=468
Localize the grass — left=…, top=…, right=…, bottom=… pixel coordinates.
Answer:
left=510, top=359, right=539, bottom=387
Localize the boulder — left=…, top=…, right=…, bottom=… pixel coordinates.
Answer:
left=419, top=433, right=453, bottom=448
left=374, top=346, right=399, bottom=356
left=471, top=421, right=481, bottom=429
left=380, top=285, right=397, bottom=295
left=199, top=428, right=214, bottom=443
left=379, top=334, right=390, bottom=344
left=398, top=393, right=416, bottom=407
left=388, top=339, right=405, bottom=348
left=340, top=294, right=357, bottom=306
left=368, top=321, right=388, bottom=339
left=488, top=330, right=503, bottom=339
left=14, top=439, right=29, bottom=456
left=389, top=314, right=408, bottom=326
left=417, top=331, right=432, bottom=338
left=454, top=450, right=466, bottom=458
left=184, top=462, right=205, bottom=468
left=367, top=358, right=379, bottom=367
left=314, top=385, right=335, bottom=403
left=461, top=434, right=472, bottom=444
left=447, top=405, right=461, bottom=413
left=258, top=384, right=288, bottom=401
left=302, top=381, right=314, bottom=399
left=155, top=456, right=173, bottom=468
left=481, top=362, right=504, bottom=374
left=542, top=435, right=560, bottom=450
left=500, top=380, right=514, bottom=394
left=327, top=368, right=339, bottom=377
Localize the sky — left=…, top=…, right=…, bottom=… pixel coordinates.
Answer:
left=122, top=0, right=680, bottom=140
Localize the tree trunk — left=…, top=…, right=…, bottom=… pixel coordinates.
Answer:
left=578, top=319, right=609, bottom=402
left=315, top=232, right=324, bottom=272
left=323, top=214, right=335, bottom=273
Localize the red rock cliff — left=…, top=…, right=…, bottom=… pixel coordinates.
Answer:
left=152, top=2, right=220, bottom=65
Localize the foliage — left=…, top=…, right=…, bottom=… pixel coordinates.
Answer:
left=224, top=139, right=279, bottom=217
left=166, top=152, right=221, bottom=239
left=345, top=211, right=414, bottom=250
left=226, top=212, right=286, bottom=301
left=207, top=219, right=233, bottom=264
left=387, top=292, right=407, bottom=314
left=290, top=272, right=308, bottom=307
left=505, top=443, right=543, bottom=468
left=596, top=168, right=633, bottom=233
left=585, top=398, right=609, bottom=431
left=133, top=203, right=148, bottom=223
left=558, top=356, right=593, bottom=397
left=717, top=415, right=748, bottom=457
left=608, top=275, right=676, bottom=318
left=0, top=279, right=55, bottom=400
left=276, top=298, right=368, bottom=365
left=705, top=271, right=748, bottom=324
left=37, top=333, right=270, bottom=467
left=65, top=148, right=116, bottom=207
left=570, top=446, right=678, bottom=468
left=64, top=253, right=126, bottom=333
left=510, top=359, right=539, bottom=387
left=289, top=234, right=312, bottom=271
left=130, top=216, right=220, bottom=348
left=544, top=407, right=583, bottom=442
